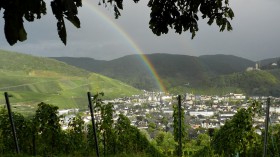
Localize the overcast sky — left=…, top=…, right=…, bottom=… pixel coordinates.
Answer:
left=0, top=0, right=279, bottom=61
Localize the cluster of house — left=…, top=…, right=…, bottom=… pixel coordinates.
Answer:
left=58, top=91, right=280, bottom=135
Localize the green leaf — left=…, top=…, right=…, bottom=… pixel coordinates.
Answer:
left=115, top=0, right=123, bottom=10
left=18, top=27, right=27, bottom=41
left=65, top=15, right=81, bottom=28
left=114, top=5, right=121, bottom=18
left=57, top=19, right=67, bottom=45
left=207, top=17, right=214, bottom=25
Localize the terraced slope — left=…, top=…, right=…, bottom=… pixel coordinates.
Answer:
left=0, top=50, right=141, bottom=115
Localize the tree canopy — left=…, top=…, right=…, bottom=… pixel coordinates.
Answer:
left=0, top=0, right=234, bottom=45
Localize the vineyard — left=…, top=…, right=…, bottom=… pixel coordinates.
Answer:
left=1, top=92, right=280, bottom=157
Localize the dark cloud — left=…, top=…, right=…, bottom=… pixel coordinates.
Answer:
left=0, top=0, right=279, bottom=61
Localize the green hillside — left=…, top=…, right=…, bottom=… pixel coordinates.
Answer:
left=0, top=49, right=90, bottom=77
left=53, top=54, right=280, bottom=96
left=259, top=57, right=280, bottom=67
left=198, top=54, right=255, bottom=75
left=53, top=54, right=205, bottom=90
left=53, top=54, right=255, bottom=90
left=209, top=70, right=280, bottom=96
left=0, top=50, right=141, bottom=115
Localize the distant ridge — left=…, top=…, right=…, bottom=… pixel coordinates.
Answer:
left=49, top=57, right=107, bottom=72
left=198, top=54, right=255, bottom=75
left=52, top=53, right=255, bottom=91
left=258, top=57, right=280, bottom=70
left=258, top=57, right=280, bottom=66
left=0, top=50, right=90, bottom=77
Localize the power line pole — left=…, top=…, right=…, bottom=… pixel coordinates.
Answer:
left=4, top=92, right=20, bottom=154
left=178, top=95, right=182, bottom=157
left=263, top=97, right=270, bottom=157
left=87, top=92, right=100, bottom=157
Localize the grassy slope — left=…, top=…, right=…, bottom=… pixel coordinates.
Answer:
left=0, top=50, right=90, bottom=77
left=0, top=50, right=141, bottom=114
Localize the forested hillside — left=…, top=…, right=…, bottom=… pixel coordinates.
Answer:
left=53, top=54, right=255, bottom=91
left=209, top=70, right=280, bottom=96
left=198, top=54, right=255, bottom=75
left=53, top=54, right=280, bottom=96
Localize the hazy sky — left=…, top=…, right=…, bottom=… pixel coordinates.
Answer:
left=0, top=0, right=279, bottom=61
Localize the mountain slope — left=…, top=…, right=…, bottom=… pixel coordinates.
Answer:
left=259, top=57, right=280, bottom=67
left=53, top=54, right=280, bottom=96
left=0, top=50, right=141, bottom=114
left=209, top=70, right=280, bottom=96
left=198, top=54, right=255, bottom=75
left=53, top=54, right=255, bottom=90
left=0, top=50, right=90, bottom=77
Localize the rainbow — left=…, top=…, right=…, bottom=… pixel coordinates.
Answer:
left=83, top=0, right=167, bottom=92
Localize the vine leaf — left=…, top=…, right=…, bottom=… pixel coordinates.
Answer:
left=4, top=11, right=27, bottom=45
left=57, top=19, right=67, bottom=45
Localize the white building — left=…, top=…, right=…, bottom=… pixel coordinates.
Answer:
left=189, top=110, right=215, bottom=117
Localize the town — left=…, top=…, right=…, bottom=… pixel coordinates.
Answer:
left=59, top=91, right=280, bottom=138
